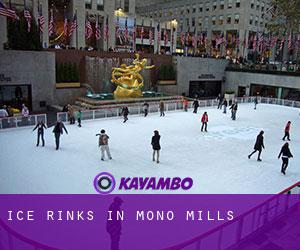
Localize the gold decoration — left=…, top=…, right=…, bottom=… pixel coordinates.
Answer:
left=111, top=54, right=155, bottom=99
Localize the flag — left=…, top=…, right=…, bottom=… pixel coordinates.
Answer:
left=37, top=4, right=45, bottom=33
left=115, top=15, right=122, bottom=44
left=216, top=33, right=225, bottom=46
left=63, top=11, right=68, bottom=37
left=69, top=13, right=78, bottom=37
left=124, top=17, right=129, bottom=42
left=258, top=34, right=264, bottom=51
left=140, top=19, right=144, bottom=44
left=279, top=37, right=285, bottom=51
left=48, top=8, right=54, bottom=36
left=104, top=15, right=109, bottom=41
left=192, top=28, right=197, bottom=48
left=253, top=34, right=257, bottom=51
left=0, top=1, right=19, bottom=19
left=149, top=20, right=153, bottom=46
left=163, top=24, right=168, bottom=47
left=133, top=18, right=136, bottom=49
left=95, top=18, right=101, bottom=40
left=180, top=31, right=185, bottom=47
left=85, top=15, right=93, bottom=39
left=270, top=35, right=278, bottom=48
left=24, top=1, right=32, bottom=33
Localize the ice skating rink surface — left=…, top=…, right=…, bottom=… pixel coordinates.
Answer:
left=0, top=103, right=299, bottom=194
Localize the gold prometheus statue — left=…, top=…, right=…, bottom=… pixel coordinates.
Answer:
left=111, top=54, right=155, bottom=99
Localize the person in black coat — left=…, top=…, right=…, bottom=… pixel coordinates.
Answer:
left=151, top=130, right=161, bottom=164
left=278, top=142, right=293, bottom=175
left=33, top=121, right=47, bottom=147
left=52, top=121, right=68, bottom=150
left=222, top=98, right=228, bottom=114
left=248, top=130, right=265, bottom=161
left=230, top=102, right=238, bottom=120
left=143, top=102, right=149, bottom=117
left=121, top=106, right=129, bottom=123
left=192, top=99, right=199, bottom=113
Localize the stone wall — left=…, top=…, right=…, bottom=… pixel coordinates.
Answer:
left=0, top=50, right=56, bottom=111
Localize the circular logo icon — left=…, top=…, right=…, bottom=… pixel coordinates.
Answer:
left=93, top=172, right=116, bottom=195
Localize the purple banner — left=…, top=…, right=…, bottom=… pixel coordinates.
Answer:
left=0, top=194, right=299, bottom=250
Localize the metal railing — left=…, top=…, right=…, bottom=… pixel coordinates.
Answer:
left=166, top=182, right=300, bottom=250
left=0, top=114, right=47, bottom=130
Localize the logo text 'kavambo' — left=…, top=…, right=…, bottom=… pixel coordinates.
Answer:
left=119, top=177, right=193, bottom=190
left=94, top=173, right=193, bottom=194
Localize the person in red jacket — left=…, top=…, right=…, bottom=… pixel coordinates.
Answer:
left=282, top=121, right=291, bottom=141
left=201, top=112, right=208, bottom=132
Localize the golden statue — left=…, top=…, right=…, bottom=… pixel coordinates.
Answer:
left=111, top=54, right=155, bottom=99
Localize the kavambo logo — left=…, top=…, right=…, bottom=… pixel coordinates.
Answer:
left=94, top=172, right=193, bottom=194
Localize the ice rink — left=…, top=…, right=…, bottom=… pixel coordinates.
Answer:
left=0, top=103, right=299, bottom=194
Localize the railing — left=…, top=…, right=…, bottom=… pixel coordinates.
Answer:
left=0, top=114, right=47, bottom=130
left=166, top=182, right=300, bottom=250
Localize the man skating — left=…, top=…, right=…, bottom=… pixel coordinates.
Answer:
left=143, top=102, right=149, bottom=117
left=278, top=142, right=293, bottom=175
left=121, top=106, right=129, bottom=123
left=230, top=102, right=238, bottom=120
left=96, top=129, right=112, bottom=161
left=201, top=112, right=208, bottom=132
left=159, top=100, right=165, bottom=117
left=217, top=94, right=222, bottom=109
left=282, top=121, right=291, bottom=141
left=33, top=121, right=47, bottom=147
left=248, top=130, right=265, bottom=161
left=151, top=130, right=161, bottom=164
left=52, top=121, right=68, bottom=150
left=192, top=99, right=199, bottom=113
left=254, top=96, right=258, bottom=110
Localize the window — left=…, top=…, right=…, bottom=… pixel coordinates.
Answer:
left=192, top=17, right=195, bottom=26
left=227, top=14, right=232, bottom=24
left=198, top=17, right=202, bottom=26
left=255, top=16, right=258, bottom=26
left=206, top=2, right=210, bottom=11
left=124, top=0, right=129, bottom=12
left=97, top=0, right=104, bottom=11
left=228, top=0, right=233, bottom=9
left=186, top=6, right=190, bottom=14
left=249, top=14, right=253, bottom=25
left=199, top=4, right=203, bottom=12
left=234, top=14, right=239, bottom=24
left=204, top=17, right=209, bottom=28
left=220, top=0, right=224, bottom=9
left=212, top=16, right=216, bottom=25
left=213, top=1, right=217, bottom=10
left=261, top=2, right=265, bottom=12
left=260, top=21, right=263, bottom=27
left=219, top=15, right=224, bottom=25
left=181, top=7, right=184, bottom=14
left=186, top=18, right=190, bottom=27
left=256, top=1, right=260, bottom=10
left=193, top=5, right=196, bottom=13
left=251, top=0, right=254, bottom=9
left=236, top=0, right=240, bottom=8
left=85, top=0, right=91, bottom=9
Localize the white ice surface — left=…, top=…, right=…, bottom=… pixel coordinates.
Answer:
left=0, top=103, right=299, bottom=194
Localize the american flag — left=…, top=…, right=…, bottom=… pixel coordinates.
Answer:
left=124, top=17, right=129, bottom=42
left=192, top=28, right=197, bottom=48
left=149, top=20, right=153, bottom=46
left=37, top=5, right=45, bottom=33
left=180, top=31, right=185, bottom=47
left=104, top=15, right=109, bottom=41
left=63, top=13, right=68, bottom=37
left=140, top=19, right=144, bottom=44
left=24, top=9, right=32, bottom=32
left=48, top=8, right=54, bottom=36
left=279, top=37, right=285, bottom=51
left=258, top=34, right=264, bottom=51
left=288, top=33, right=293, bottom=51
left=85, top=15, right=93, bottom=39
left=253, top=34, right=257, bottom=51
left=115, top=16, right=122, bottom=44
left=216, top=33, right=225, bottom=46
left=0, top=1, right=19, bottom=19
left=69, top=13, right=78, bottom=37
left=163, top=25, right=168, bottom=47
left=95, top=19, right=101, bottom=40
left=270, top=36, right=278, bottom=48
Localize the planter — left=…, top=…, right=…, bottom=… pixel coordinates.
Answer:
left=157, top=80, right=176, bottom=85
left=224, top=93, right=235, bottom=101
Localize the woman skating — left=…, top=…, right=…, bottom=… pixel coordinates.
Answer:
left=248, top=130, right=265, bottom=161
left=278, top=142, right=293, bottom=175
left=32, top=121, right=47, bottom=147
left=151, top=130, right=161, bottom=164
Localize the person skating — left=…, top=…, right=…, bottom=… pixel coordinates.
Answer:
left=52, top=121, right=68, bottom=150
left=121, top=106, right=129, bottom=123
left=278, top=142, right=293, bottom=175
left=96, top=129, right=112, bottom=161
left=183, top=98, right=189, bottom=112
left=222, top=98, right=228, bottom=114
left=159, top=100, right=165, bottom=117
left=151, top=130, right=161, bottom=164
left=201, top=112, right=208, bottom=132
left=143, top=102, right=149, bottom=117
left=76, top=109, right=82, bottom=127
left=254, top=96, right=258, bottom=110
left=217, top=94, right=222, bottom=109
left=67, top=104, right=75, bottom=125
left=282, top=121, right=291, bottom=141
left=248, top=130, right=265, bottom=161
left=32, top=121, right=47, bottom=147
left=192, top=99, right=199, bottom=113
left=230, top=102, right=238, bottom=120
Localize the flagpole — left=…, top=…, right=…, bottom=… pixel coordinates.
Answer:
left=75, top=9, right=78, bottom=49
